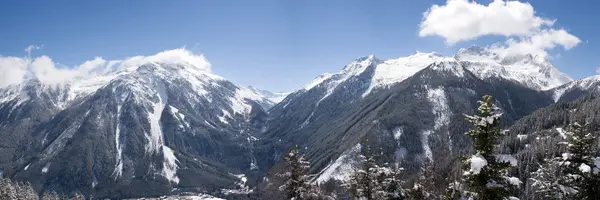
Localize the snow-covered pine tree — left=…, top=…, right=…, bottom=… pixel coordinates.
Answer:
left=461, top=95, right=520, bottom=200
left=14, top=181, right=38, bottom=200
left=345, top=140, right=407, bottom=200
left=381, top=163, right=406, bottom=200
left=279, top=145, right=331, bottom=200
left=0, top=178, right=39, bottom=200
left=407, top=160, right=437, bottom=200
left=528, top=157, right=566, bottom=200
left=42, top=190, right=61, bottom=200
left=345, top=140, right=378, bottom=200
left=558, top=121, right=600, bottom=199
left=71, top=192, right=85, bottom=200
left=0, top=178, right=17, bottom=200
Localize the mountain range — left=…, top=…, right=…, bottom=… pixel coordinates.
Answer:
left=0, top=46, right=597, bottom=199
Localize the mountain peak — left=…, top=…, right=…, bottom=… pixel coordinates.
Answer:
left=353, top=54, right=379, bottom=63
left=410, top=51, right=443, bottom=58
left=455, top=45, right=499, bottom=61
left=247, top=85, right=290, bottom=104
left=119, top=48, right=212, bottom=75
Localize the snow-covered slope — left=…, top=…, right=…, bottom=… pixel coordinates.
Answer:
left=362, top=52, right=454, bottom=96
left=0, top=49, right=272, bottom=115
left=298, top=46, right=571, bottom=102
left=262, top=46, right=564, bottom=187
left=457, top=46, right=572, bottom=90
left=247, top=86, right=290, bottom=105
left=550, top=75, right=600, bottom=102
left=0, top=49, right=270, bottom=199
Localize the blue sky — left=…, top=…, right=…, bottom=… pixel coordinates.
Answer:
left=1, top=0, right=598, bottom=92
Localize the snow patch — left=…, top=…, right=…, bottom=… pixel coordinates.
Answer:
left=218, top=113, right=230, bottom=125
left=170, top=106, right=190, bottom=128
left=162, top=146, right=179, bottom=184
left=517, top=134, right=527, bottom=141
left=427, top=87, right=450, bottom=130
left=556, top=127, right=567, bottom=139
left=24, top=164, right=30, bottom=171
left=579, top=163, right=591, bottom=173
left=469, top=155, right=487, bottom=174
left=314, top=143, right=361, bottom=183
left=506, top=177, right=522, bottom=186
left=495, top=154, right=518, bottom=167
left=42, top=163, right=50, bottom=174
left=421, top=130, right=433, bottom=161
left=393, top=127, right=403, bottom=140
left=221, top=173, right=251, bottom=195
left=114, top=104, right=123, bottom=178
left=144, top=78, right=168, bottom=154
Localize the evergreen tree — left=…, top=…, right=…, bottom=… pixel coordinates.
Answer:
left=345, top=140, right=380, bottom=200
left=14, top=181, right=38, bottom=200
left=557, top=121, right=600, bottom=199
left=279, top=145, right=331, bottom=200
left=460, top=95, right=520, bottom=200
left=42, top=190, right=61, bottom=200
left=0, top=178, right=17, bottom=200
left=381, top=163, right=406, bottom=200
left=71, top=192, right=85, bottom=200
left=528, top=158, right=566, bottom=199
left=407, top=161, right=437, bottom=200
left=345, top=140, right=407, bottom=200
left=0, top=178, right=39, bottom=200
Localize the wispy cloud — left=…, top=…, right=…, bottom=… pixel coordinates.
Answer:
left=24, top=45, right=43, bottom=57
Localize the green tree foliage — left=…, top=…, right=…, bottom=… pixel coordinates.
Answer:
left=460, top=95, right=520, bottom=200
left=559, top=121, right=600, bottom=199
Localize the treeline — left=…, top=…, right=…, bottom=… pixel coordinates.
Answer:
left=0, top=178, right=84, bottom=200
left=278, top=95, right=600, bottom=200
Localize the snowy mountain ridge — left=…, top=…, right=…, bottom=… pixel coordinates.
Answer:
left=247, top=86, right=291, bottom=104
left=263, top=46, right=572, bottom=187
left=300, top=45, right=572, bottom=100
left=551, top=75, right=600, bottom=102
left=0, top=49, right=275, bottom=199
left=0, top=49, right=275, bottom=112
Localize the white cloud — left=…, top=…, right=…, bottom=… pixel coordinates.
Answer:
left=24, top=45, right=42, bottom=56
left=0, top=57, right=28, bottom=87
left=595, top=67, right=600, bottom=74
left=490, top=29, right=581, bottom=58
left=419, top=0, right=580, bottom=58
left=420, top=0, right=554, bottom=44
left=0, top=47, right=211, bottom=88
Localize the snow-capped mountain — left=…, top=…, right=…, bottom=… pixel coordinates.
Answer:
left=257, top=47, right=562, bottom=190
left=0, top=49, right=270, bottom=199
left=456, top=46, right=573, bottom=90
left=550, top=75, right=600, bottom=102
left=247, top=86, right=290, bottom=106
left=290, top=46, right=570, bottom=108
left=0, top=45, right=590, bottom=199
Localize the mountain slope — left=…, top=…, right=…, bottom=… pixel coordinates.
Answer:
left=257, top=56, right=556, bottom=193
left=247, top=86, right=290, bottom=106
left=550, top=75, right=600, bottom=102
left=494, top=94, right=600, bottom=199
left=0, top=49, right=270, bottom=199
